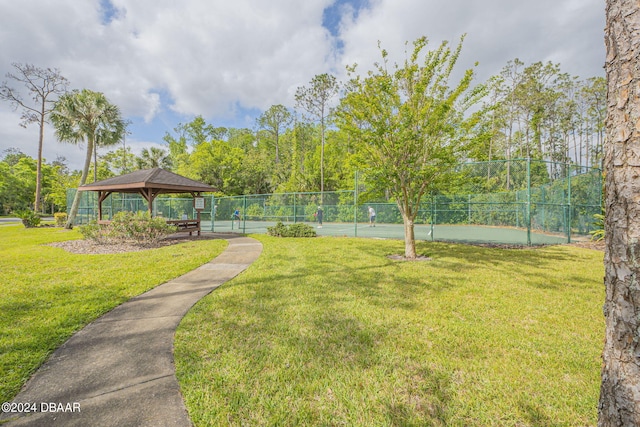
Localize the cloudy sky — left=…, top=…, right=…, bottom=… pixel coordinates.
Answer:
left=0, top=0, right=605, bottom=170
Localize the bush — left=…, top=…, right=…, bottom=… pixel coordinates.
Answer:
left=78, top=221, right=102, bottom=242
left=16, top=210, right=41, bottom=228
left=267, top=222, right=316, bottom=238
left=590, top=211, right=604, bottom=242
left=54, top=212, right=67, bottom=227
left=79, top=211, right=178, bottom=245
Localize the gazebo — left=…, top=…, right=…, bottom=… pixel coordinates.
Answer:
left=78, top=168, right=215, bottom=235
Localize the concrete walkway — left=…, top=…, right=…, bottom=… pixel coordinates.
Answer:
left=0, top=235, right=262, bottom=427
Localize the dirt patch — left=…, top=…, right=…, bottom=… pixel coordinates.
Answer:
left=442, top=240, right=605, bottom=251
left=48, top=234, right=221, bottom=255
left=568, top=240, right=605, bottom=251
left=387, top=254, right=432, bottom=262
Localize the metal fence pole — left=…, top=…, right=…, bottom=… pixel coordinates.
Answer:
left=431, top=194, right=435, bottom=241
left=526, top=158, right=532, bottom=246
left=354, top=170, right=358, bottom=237
left=242, top=195, right=247, bottom=233
left=211, top=195, right=216, bottom=231
left=567, top=165, right=572, bottom=243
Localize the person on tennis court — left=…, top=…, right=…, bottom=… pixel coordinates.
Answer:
left=316, top=206, right=323, bottom=228
left=368, top=206, right=376, bottom=227
left=232, top=208, right=241, bottom=227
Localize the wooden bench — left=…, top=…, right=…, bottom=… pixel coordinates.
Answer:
left=166, top=219, right=201, bottom=236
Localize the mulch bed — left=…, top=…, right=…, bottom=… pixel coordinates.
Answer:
left=48, top=234, right=221, bottom=255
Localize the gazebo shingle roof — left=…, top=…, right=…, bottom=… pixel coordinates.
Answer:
left=77, top=168, right=215, bottom=221
left=78, top=168, right=215, bottom=193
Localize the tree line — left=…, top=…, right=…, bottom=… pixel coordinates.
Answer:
left=1, top=53, right=604, bottom=215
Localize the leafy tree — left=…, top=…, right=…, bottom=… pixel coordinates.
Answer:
left=102, top=146, right=137, bottom=175
left=599, top=0, right=640, bottom=424
left=257, top=104, right=293, bottom=164
left=187, top=140, right=244, bottom=195
left=45, top=156, right=73, bottom=212
left=0, top=63, right=68, bottom=212
left=51, top=89, right=125, bottom=228
left=337, top=36, right=485, bottom=259
left=295, top=73, right=339, bottom=200
left=185, top=115, right=223, bottom=144
left=241, top=149, right=273, bottom=195
left=2, top=156, right=36, bottom=214
left=227, top=128, right=255, bottom=152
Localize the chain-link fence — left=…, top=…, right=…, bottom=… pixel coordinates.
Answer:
left=66, top=191, right=215, bottom=225
left=68, top=159, right=602, bottom=245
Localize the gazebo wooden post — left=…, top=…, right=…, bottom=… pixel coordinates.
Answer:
left=139, top=188, right=155, bottom=216
left=193, top=191, right=202, bottom=236
left=98, top=191, right=103, bottom=221
left=97, top=191, right=112, bottom=222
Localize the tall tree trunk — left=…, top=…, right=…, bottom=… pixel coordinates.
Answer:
left=402, top=214, right=416, bottom=259
left=320, top=114, right=325, bottom=204
left=599, top=1, right=640, bottom=424
left=65, top=139, right=94, bottom=229
left=35, top=113, right=44, bottom=213
left=398, top=197, right=417, bottom=259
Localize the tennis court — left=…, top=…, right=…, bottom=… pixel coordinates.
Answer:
left=68, top=160, right=601, bottom=246
left=208, top=219, right=570, bottom=245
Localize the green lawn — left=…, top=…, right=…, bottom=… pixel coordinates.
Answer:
left=175, top=235, right=604, bottom=426
left=0, top=225, right=227, bottom=403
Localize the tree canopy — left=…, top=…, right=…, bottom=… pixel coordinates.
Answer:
left=337, top=36, right=486, bottom=258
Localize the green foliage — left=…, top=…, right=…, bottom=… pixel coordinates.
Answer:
left=54, top=212, right=67, bottom=227
left=267, top=221, right=316, bottom=237
left=79, top=211, right=177, bottom=245
left=182, top=140, right=245, bottom=194
left=590, top=211, right=605, bottom=242
left=16, top=209, right=41, bottom=228
left=0, top=154, right=38, bottom=214
left=245, top=203, right=264, bottom=220
left=51, top=89, right=126, bottom=227
left=337, top=35, right=486, bottom=257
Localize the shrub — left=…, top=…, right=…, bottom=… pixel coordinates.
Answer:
left=54, top=212, right=68, bottom=227
left=79, top=211, right=177, bottom=245
left=16, top=210, right=41, bottom=228
left=78, top=221, right=103, bottom=242
left=267, top=222, right=316, bottom=238
left=590, top=211, right=604, bottom=242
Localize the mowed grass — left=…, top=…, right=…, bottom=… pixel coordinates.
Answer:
left=0, top=225, right=227, bottom=402
left=175, top=235, right=604, bottom=426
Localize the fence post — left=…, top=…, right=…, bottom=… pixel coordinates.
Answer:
left=354, top=170, right=358, bottom=237
left=527, top=158, right=532, bottom=246
left=293, top=193, right=297, bottom=223
left=567, top=164, right=572, bottom=243
left=210, top=195, right=215, bottom=232
left=431, top=193, right=435, bottom=241
left=242, top=195, right=247, bottom=233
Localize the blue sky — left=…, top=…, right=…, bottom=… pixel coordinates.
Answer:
left=0, top=0, right=605, bottom=170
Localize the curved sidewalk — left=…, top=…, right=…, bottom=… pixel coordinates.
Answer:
left=1, top=234, right=262, bottom=427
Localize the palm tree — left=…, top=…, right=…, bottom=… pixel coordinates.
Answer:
left=51, top=89, right=125, bottom=228
left=136, top=147, right=172, bottom=170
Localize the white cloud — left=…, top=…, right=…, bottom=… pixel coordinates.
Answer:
left=0, top=0, right=605, bottom=170
left=338, top=0, right=604, bottom=83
